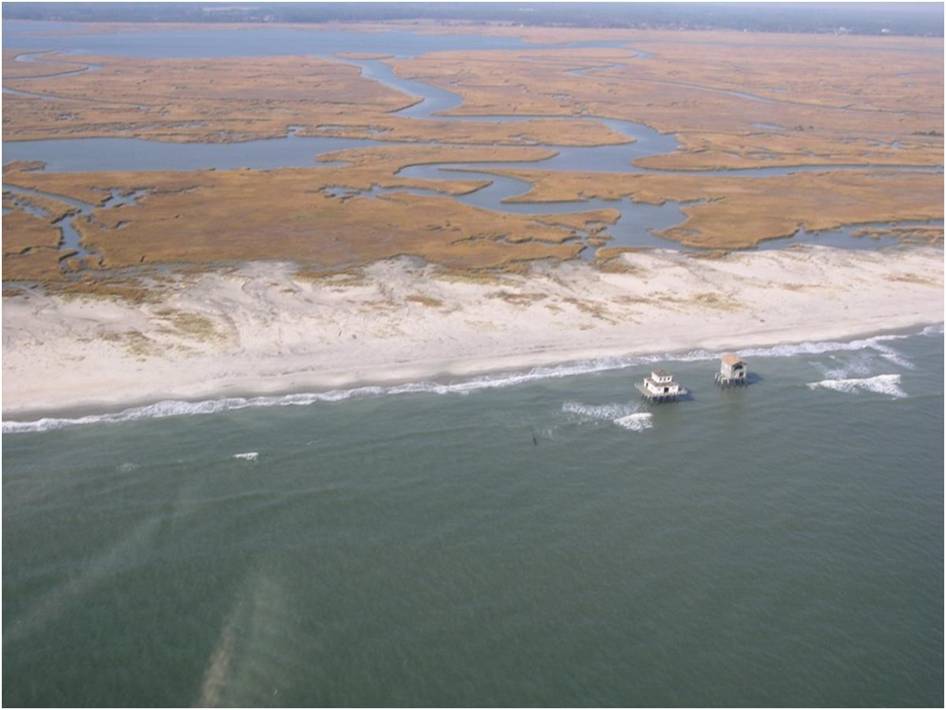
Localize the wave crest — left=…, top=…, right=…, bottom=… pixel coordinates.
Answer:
left=5, top=328, right=934, bottom=434
left=561, top=401, right=638, bottom=421
left=614, top=413, right=653, bottom=431
left=807, top=374, right=907, bottom=398
left=562, top=401, right=652, bottom=432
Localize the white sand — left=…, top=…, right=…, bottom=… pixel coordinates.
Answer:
left=3, top=246, right=943, bottom=418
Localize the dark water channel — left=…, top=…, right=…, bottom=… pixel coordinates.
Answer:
left=3, top=22, right=942, bottom=258
left=3, top=183, right=148, bottom=262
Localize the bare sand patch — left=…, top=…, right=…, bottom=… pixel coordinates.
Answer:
left=3, top=246, right=942, bottom=417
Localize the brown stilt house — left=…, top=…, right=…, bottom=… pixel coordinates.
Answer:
left=715, top=354, right=748, bottom=386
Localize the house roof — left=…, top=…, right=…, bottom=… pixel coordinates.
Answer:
left=721, top=353, right=744, bottom=366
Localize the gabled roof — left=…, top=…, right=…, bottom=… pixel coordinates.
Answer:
left=721, top=353, right=744, bottom=366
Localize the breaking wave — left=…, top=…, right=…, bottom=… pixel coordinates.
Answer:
left=562, top=401, right=652, bottom=432
left=807, top=374, right=907, bottom=398
left=614, top=413, right=654, bottom=432
left=817, top=352, right=880, bottom=380
left=5, top=327, right=936, bottom=434
left=733, top=333, right=916, bottom=369
left=561, top=401, right=638, bottom=421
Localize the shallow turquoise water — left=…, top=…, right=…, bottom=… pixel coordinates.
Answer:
left=4, top=329, right=942, bottom=706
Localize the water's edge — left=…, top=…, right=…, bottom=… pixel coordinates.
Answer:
left=5, top=322, right=941, bottom=431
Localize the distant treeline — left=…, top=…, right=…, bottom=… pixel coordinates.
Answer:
left=5, top=2, right=943, bottom=36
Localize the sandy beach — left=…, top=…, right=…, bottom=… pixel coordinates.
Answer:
left=3, top=245, right=943, bottom=420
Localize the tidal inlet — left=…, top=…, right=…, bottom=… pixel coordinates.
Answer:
left=2, top=2, right=943, bottom=707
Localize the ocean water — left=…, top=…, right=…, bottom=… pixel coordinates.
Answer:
left=3, top=328, right=943, bottom=707
left=3, top=21, right=944, bottom=706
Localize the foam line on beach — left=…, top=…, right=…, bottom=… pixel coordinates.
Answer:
left=3, top=329, right=936, bottom=434
left=730, top=332, right=917, bottom=364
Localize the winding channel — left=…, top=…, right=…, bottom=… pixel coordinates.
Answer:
left=3, top=44, right=943, bottom=267
left=4, top=184, right=148, bottom=263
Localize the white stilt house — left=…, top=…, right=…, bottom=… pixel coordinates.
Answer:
left=715, top=354, right=748, bottom=386
left=636, top=368, right=688, bottom=402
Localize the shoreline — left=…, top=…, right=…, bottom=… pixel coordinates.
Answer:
left=3, top=245, right=943, bottom=426
left=3, top=320, right=942, bottom=428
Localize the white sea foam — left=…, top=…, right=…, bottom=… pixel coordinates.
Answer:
left=1, top=388, right=391, bottom=434
left=818, top=351, right=886, bottom=380
left=613, top=413, right=654, bottom=431
left=735, top=333, right=915, bottom=368
left=869, top=343, right=914, bottom=369
left=812, top=328, right=931, bottom=377
left=233, top=452, right=259, bottom=462
left=3, top=363, right=648, bottom=434
left=806, top=374, right=907, bottom=398
left=4, top=329, right=933, bottom=434
left=562, top=401, right=651, bottom=432
left=561, top=401, right=638, bottom=421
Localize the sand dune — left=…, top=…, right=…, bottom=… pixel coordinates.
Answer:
left=3, top=245, right=942, bottom=418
